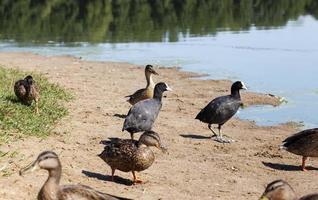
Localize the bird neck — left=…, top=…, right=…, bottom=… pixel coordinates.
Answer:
left=231, top=89, right=241, bottom=99
left=153, top=90, right=163, bottom=100
left=41, top=166, right=62, bottom=199
left=145, top=72, right=155, bottom=88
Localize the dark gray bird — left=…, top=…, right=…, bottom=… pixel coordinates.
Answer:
left=195, top=81, right=247, bottom=143
left=280, top=128, right=318, bottom=171
left=122, top=82, right=172, bottom=140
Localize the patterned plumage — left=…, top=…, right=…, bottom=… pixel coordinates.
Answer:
left=123, top=82, right=172, bottom=140
left=281, top=128, right=318, bottom=171
left=14, top=75, right=40, bottom=113
left=99, top=131, right=166, bottom=183
left=195, top=81, right=246, bottom=143
left=260, top=179, right=318, bottom=200
left=126, top=65, right=159, bottom=105
left=19, top=151, right=130, bottom=200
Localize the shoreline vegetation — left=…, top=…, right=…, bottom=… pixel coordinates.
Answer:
left=0, top=52, right=308, bottom=200
left=0, top=0, right=317, bottom=43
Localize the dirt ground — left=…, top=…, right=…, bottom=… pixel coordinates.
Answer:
left=0, top=52, right=316, bottom=200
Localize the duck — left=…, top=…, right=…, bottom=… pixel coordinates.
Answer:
left=260, top=179, right=318, bottom=200
left=122, top=82, right=172, bottom=140
left=280, top=128, right=318, bottom=171
left=99, top=130, right=166, bottom=184
left=14, top=75, right=40, bottom=114
left=19, top=151, right=131, bottom=200
left=125, top=65, right=159, bottom=105
left=195, top=81, right=246, bottom=143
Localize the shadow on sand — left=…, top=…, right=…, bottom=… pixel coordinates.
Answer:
left=262, top=162, right=318, bottom=171
left=82, top=170, right=133, bottom=186
left=113, top=113, right=127, bottom=119
left=180, top=134, right=211, bottom=140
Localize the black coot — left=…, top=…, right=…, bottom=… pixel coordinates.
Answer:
left=195, top=81, right=247, bottom=143
left=122, top=82, right=172, bottom=139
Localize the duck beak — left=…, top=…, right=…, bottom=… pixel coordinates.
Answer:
left=152, top=69, right=159, bottom=75
left=19, top=160, right=38, bottom=176
left=259, top=196, right=269, bottom=200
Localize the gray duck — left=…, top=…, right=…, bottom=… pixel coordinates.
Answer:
left=99, top=130, right=166, bottom=184
left=195, top=81, right=247, bottom=143
left=281, top=128, right=318, bottom=171
left=14, top=75, right=40, bottom=114
left=123, top=82, right=172, bottom=140
left=125, top=65, right=159, bottom=105
left=260, top=179, right=318, bottom=200
left=19, top=151, right=131, bottom=200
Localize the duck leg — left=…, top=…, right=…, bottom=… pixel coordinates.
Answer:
left=132, top=171, right=143, bottom=184
left=35, top=98, right=39, bottom=114
left=130, top=133, right=134, bottom=140
left=111, top=168, right=116, bottom=181
left=302, top=156, right=308, bottom=171
left=208, top=124, right=218, bottom=137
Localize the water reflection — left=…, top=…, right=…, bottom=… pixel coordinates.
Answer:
left=0, top=0, right=318, bottom=43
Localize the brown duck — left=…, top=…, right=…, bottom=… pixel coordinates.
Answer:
left=19, top=151, right=131, bottom=200
left=14, top=75, right=40, bottom=113
left=125, top=65, right=158, bottom=105
left=99, top=130, right=166, bottom=183
left=281, top=128, right=318, bottom=171
left=260, top=179, right=318, bottom=200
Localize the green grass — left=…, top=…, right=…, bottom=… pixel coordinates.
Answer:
left=0, top=66, right=72, bottom=144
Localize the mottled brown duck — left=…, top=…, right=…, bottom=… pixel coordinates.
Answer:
left=260, top=179, right=318, bottom=200
left=14, top=75, right=40, bottom=113
left=99, top=130, right=166, bottom=184
left=19, top=151, right=131, bottom=200
left=125, top=65, right=159, bottom=105
left=281, top=128, right=318, bottom=171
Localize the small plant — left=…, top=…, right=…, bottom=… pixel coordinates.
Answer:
left=0, top=66, right=72, bottom=144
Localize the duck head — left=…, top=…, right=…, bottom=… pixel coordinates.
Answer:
left=259, top=180, right=297, bottom=200
left=19, top=151, right=61, bottom=176
left=139, top=131, right=167, bottom=153
left=24, top=75, right=34, bottom=85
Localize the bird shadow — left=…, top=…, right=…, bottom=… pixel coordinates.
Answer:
left=113, top=114, right=126, bottom=119
left=82, top=170, right=133, bottom=186
left=262, top=162, right=318, bottom=171
left=179, top=134, right=211, bottom=140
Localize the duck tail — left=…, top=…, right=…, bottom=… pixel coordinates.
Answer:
left=124, top=94, right=132, bottom=98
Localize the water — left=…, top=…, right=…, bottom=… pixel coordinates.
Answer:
left=1, top=0, right=318, bottom=127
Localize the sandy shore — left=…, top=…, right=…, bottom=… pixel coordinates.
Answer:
left=0, top=52, right=315, bottom=200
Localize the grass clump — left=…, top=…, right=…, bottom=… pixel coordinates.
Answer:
left=0, top=66, right=72, bottom=144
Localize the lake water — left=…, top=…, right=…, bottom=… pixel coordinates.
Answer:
left=0, top=1, right=318, bottom=127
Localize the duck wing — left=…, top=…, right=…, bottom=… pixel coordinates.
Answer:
left=58, top=184, right=132, bottom=200
left=125, top=88, right=148, bottom=105
left=14, top=80, right=27, bottom=100
left=282, top=128, right=318, bottom=148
